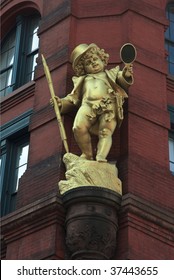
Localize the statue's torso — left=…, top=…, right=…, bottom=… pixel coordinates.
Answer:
left=82, top=72, right=111, bottom=103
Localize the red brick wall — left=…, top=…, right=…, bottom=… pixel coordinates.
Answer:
left=1, top=0, right=174, bottom=260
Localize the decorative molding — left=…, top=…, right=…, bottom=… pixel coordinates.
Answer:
left=128, top=0, right=168, bottom=26
left=71, top=0, right=168, bottom=26
left=0, top=81, right=35, bottom=114
left=120, top=193, right=174, bottom=245
left=63, top=187, right=121, bottom=259
left=1, top=109, right=33, bottom=140
left=0, top=235, right=7, bottom=259
left=121, top=193, right=174, bottom=225
left=0, top=0, right=13, bottom=9
left=1, top=193, right=65, bottom=243
left=66, top=223, right=117, bottom=259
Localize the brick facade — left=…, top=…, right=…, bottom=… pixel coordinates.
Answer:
left=1, top=0, right=174, bottom=259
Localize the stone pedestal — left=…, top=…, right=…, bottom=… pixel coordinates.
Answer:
left=62, top=186, right=122, bottom=259
left=59, top=153, right=122, bottom=259
left=59, top=153, right=122, bottom=195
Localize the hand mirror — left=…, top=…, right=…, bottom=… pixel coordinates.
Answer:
left=120, top=43, right=137, bottom=64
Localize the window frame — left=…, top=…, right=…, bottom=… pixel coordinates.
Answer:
left=1, top=135, right=29, bottom=215
left=168, top=106, right=174, bottom=175
left=165, top=3, right=174, bottom=75
left=169, top=134, right=174, bottom=174
left=0, top=27, right=16, bottom=96
left=0, top=14, right=40, bottom=97
left=0, top=110, right=32, bottom=216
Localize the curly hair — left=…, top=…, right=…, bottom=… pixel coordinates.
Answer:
left=74, top=46, right=109, bottom=76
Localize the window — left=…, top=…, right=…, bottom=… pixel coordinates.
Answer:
left=168, top=106, right=174, bottom=174
left=165, top=3, right=174, bottom=75
left=0, top=14, right=40, bottom=97
left=0, top=110, right=32, bottom=216
left=169, top=137, right=174, bottom=173
left=1, top=137, right=29, bottom=216
left=0, top=28, right=16, bottom=96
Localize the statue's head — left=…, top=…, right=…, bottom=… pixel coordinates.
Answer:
left=70, top=43, right=109, bottom=76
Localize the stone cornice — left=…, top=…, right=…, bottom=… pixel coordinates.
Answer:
left=1, top=193, right=65, bottom=243
left=71, top=0, right=168, bottom=26
left=120, top=193, right=174, bottom=245
left=121, top=193, right=174, bottom=225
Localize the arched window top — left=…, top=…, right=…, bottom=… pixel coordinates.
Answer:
left=0, top=13, right=40, bottom=97
left=165, top=3, right=174, bottom=75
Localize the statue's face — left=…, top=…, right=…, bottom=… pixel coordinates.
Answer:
left=84, top=54, right=104, bottom=74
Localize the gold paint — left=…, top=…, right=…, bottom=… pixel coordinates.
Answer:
left=58, top=153, right=122, bottom=195
left=42, top=54, right=69, bottom=153
left=51, top=43, right=135, bottom=162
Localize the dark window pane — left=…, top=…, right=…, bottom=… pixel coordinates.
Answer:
left=169, top=6, right=174, bottom=21
left=169, top=108, right=174, bottom=127
left=0, top=68, right=13, bottom=97
left=169, top=62, right=174, bottom=75
left=0, top=154, right=6, bottom=200
left=0, top=30, right=15, bottom=71
left=0, top=29, right=16, bottom=96
left=170, top=21, right=174, bottom=41
left=165, top=28, right=169, bottom=40
left=165, top=4, right=174, bottom=75
left=0, top=72, right=7, bottom=90
left=1, top=51, right=8, bottom=70
left=169, top=44, right=174, bottom=63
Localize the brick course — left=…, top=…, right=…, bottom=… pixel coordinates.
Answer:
left=1, top=0, right=174, bottom=260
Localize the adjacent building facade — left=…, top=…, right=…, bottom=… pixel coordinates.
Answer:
left=1, top=0, right=174, bottom=259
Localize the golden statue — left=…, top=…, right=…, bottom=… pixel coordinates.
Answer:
left=51, top=43, right=135, bottom=162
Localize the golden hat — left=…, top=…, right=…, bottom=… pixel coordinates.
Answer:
left=70, top=43, right=97, bottom=70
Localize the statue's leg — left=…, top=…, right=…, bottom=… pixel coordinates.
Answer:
left=96, top=117, right=117, bottom=162
left=73, top=105, right=96, bottom=160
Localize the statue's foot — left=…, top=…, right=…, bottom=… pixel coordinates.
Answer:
left=96, top=155, right=107, bottom=162
left=80, top=153, right=93, bottom=160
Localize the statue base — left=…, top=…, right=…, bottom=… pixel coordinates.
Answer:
left=59, top=153, right=122, bottom=259
left=62, top=186, right=122, bottom=260
left=59, top=153, right=122, bottom=195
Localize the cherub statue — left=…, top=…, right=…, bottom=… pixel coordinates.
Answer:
left=52, top=43, right=134, bottom=162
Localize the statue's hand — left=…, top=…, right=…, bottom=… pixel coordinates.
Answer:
left=123, top=64, right=133, bottom=78
left=50, top=96, right=62, bottom=108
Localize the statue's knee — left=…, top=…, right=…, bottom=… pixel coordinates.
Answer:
left=99, top=128, right=112, bottom=138
left=73, top=124, right=85, bottom=135
left=73, top=125, right=79, bottom=134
